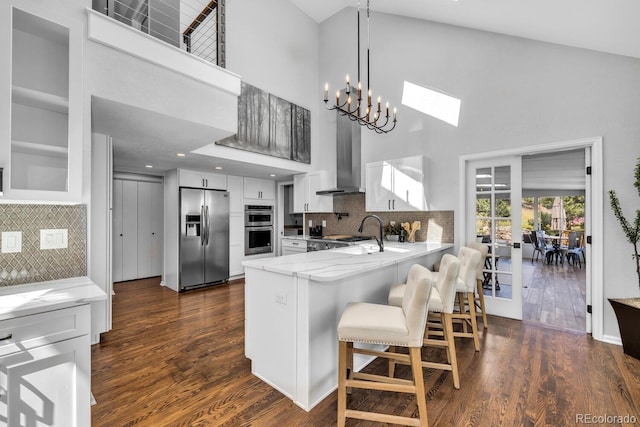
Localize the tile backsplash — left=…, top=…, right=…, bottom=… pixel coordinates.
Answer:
left=305, top=193, right=454, bottom=243
left=0, top=204, right=87, bottom=287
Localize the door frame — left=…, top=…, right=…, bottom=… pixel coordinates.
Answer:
left=458, top=136, right=603, bottom=339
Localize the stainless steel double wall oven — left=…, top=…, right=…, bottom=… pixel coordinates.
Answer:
left=245, top=205, right=273, bottom=255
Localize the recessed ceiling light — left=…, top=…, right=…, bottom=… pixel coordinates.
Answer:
left=176, top=153, right=186, bottom=157
left=270, top=174, right=276, bottom=177
left=145, top=165, right=153, bottom=168
left=215, top=166, right=223, bottom=170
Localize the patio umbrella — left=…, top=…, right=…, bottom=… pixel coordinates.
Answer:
left=550, top=196, right=567, bottom=233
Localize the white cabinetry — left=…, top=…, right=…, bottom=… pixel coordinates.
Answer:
left=113, top=178, right=164, bottom=282
left=178, top=169, right=227, bottom=190
left=293, top=171, right=333, bottom=213
left=243, top=177, right=275, bottom=201
left=0, top=304, right=91, bottom=427
left=1, top=6, right=83, bottom=202
left=137, top=181, right=164, bottom=278
left=365, top=155, right=429, bottom=212
left=227, top=175, right=244, bottom=276
left=281, top=238, right=306, bottom=256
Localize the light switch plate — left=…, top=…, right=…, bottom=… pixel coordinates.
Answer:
left=1, top=231, right=22, bottom=253
left=40, top=229, right=68, bottom=250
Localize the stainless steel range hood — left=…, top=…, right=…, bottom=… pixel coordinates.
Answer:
left=316, top=114, right=364, bottom=195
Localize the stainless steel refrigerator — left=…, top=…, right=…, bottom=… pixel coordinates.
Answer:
left=180, top=188, right=229, bottom=291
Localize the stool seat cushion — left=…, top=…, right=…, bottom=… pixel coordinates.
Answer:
left=388, top=283, right=406, bottom=307
left=338, top=302, right=415, bottom=347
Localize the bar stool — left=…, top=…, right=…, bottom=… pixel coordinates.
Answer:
left=337, top=264, right=434, bottom=427
left=388, top=254, right=461, bottom=389
left=452, top=246, right=482, bottom=351
left=468, top=242, right=489, bottom=329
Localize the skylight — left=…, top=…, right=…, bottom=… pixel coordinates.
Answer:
left=401, top=81, right=461, bottom=127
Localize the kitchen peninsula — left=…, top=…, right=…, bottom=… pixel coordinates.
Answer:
left=242, top=241, right=453, bottom=410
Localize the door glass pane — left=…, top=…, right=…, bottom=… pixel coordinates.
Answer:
left=476, top=165, right=513, bottom=300
left=475, top=167, right=492, bottom=191
left=494, top=166, right=511, bottom=191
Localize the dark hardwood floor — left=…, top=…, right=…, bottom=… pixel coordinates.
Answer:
left=523, top=258, right=587, bottom=332
left=91, top=277, right=640, bottom=426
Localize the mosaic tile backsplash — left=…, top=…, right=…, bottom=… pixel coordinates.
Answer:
left=0, top=204, right=87, bottom=287
left=305, top=193, right=454, bottom=243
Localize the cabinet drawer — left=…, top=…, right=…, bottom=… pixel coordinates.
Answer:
left=0, top=304, right=90, bottom=357
left=282, top=239, right=305, bottom=249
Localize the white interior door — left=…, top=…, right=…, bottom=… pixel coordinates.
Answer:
left=467, top=157, right=523, bottom=319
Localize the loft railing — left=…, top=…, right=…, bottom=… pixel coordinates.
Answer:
left=93, top=0, right=226, bottom=67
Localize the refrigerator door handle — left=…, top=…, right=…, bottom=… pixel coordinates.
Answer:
left=205, top=205, right=210, bottom=245
left=200, top=205, right=205, bottom=246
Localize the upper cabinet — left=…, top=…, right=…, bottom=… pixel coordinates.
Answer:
left=178, top=169, right=227, bottom=190
left=365, top=155, right=429, bottom=212
left=293, top=171, right=333, bottom=213
left=243, top=177, right=275, bottom=201
left=1, top=6, right=83, bottom=202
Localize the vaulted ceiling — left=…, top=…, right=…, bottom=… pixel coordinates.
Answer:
left=290, top=0, right=640, bottom=59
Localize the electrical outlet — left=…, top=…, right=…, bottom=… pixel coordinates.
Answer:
left=40, top=229, right=68, bottom=250
left=275, top=293, right=287, bottom=305
left=1, top=231, right=22, bottom=253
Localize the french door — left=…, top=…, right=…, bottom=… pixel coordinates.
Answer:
left=466, top=156, right=522, bottom=319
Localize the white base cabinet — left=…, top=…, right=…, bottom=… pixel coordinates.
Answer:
left=281, top=238, right=306, bottom=256
left=0, top=304, right=91, bottom=427
left=365, top=155, right=429, bottom=211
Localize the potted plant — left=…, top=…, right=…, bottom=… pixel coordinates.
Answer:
left=384, top=222, right=402, bottom=241
left=608, top=156, right=640, bottom=360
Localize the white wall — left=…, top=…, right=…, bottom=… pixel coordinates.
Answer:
left=319, top=9, right=640, bottom=339
left=224, top=0, right=331, bottom=175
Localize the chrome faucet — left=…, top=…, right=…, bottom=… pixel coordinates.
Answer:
left=357, top=214, right=384, bottom=252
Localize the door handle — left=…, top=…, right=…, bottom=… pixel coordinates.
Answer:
left=392, top=199, right=395, bottom=210
left=0, top=333, right=13, bottom=341
left=205, top=205, right=210, bottom=245
left=388, top=200, right=391, bottom=210
left=201, top=205, right=205, bottom=246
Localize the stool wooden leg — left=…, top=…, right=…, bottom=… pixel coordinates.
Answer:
left=409, top=346, right=429, bottom=427
left=337, top=340, right=349, bottom=427
left=442, top=313, right=460, bottom=389
left=457, top=292, right=468, bottom=333
left=467, top=292, right=480, bottom=351
left=476, top=278, right=488, bottom=329
left=388, top=345, right=396, bottom=377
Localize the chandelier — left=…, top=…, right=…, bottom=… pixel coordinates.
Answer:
left=323, top=0, right=397, bottom=134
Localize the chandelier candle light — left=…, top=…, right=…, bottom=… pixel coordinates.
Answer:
left=323, top=0, right=397, bottom=134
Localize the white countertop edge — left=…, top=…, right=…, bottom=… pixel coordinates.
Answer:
left=0, top=276, right=107, bottom=320
left=244, top=243, right=453, bottom=282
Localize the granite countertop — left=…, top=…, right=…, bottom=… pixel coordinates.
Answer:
left=243, top=242, right=453, bottom=282
left=0, top=276, right=107, bottom=320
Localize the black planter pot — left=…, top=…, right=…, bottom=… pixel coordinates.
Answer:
left=609, top=298, right=640, bottom=360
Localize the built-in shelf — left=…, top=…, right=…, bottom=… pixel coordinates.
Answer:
left=12, top=140, right=69, bottom=158
left=12, top=85, right=69, bottom=114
